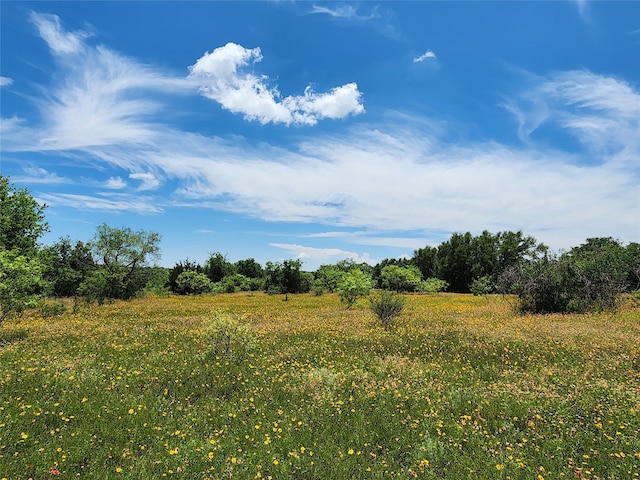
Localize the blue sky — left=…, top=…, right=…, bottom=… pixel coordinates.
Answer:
left=1, top=1, right=639, bottom=270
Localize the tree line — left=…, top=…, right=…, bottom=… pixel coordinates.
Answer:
left=1, top=175, right=638, bottom=322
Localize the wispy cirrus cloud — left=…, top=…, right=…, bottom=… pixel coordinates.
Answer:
left=504, top=70, right=640, bottom=160
left=188, top=42, right=364, bottom=125
left=309, top=4, right=376, bottom=21
left=37, top=192, right=163, bottom=215
left=0, top=77, right=13, bottom=87
left=29, top=11, right=92, bottom=54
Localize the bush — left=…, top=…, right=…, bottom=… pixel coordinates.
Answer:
left=203, top=311, right=256, bottom=359
left=337, top=268, right=373, bottom=309
left=369, top=290, right=405, bottom=329
left=175, top=271, right=212, bottom=295
left=419, top=278, right=448, bottom=294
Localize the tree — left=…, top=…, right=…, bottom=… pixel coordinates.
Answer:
left=168, top=259, right=203, bottom=294
left=80, top=224, right=161, bottom=301
left=0, top=250, right=46, bottom=325
left=380, top=264, right=422, bottom=292
left=263, top=259, right=307, bottom=296
left=337, top=268, right=373, bottom=309
left=0, top=175, right=48, bottom=255
left=204, top=252, right=235, bottom=283
left=40, top=237, right=95, bottom=297
left=0, top=176, right=49, bottom=324
left=235, top=258, right=263, bottom=279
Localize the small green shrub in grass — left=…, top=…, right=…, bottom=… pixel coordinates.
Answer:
left=203, top=311, right=256, bottom=358
left=369, top=290, right=405, bottom=329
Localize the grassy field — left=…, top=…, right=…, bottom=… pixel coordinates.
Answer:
left=1, top=293, right=639, bottom=479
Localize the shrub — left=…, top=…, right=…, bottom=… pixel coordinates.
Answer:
left=337, top=268, right=373, bottom=309
left=369, top=290, right=405, bottom=329
left=203, top=311, right=256, bottom=358
left=420, top=278, right=448, bottom=294
left=175, top=270, right=212, bottom=295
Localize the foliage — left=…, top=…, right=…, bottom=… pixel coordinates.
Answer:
left=40, top=237, right=95, bottom=297
left=314, top=265, right=345, bottom=293
left=469, top=275, right=493, bottom=297
left=369, top=290, right=405, bottom=329
left=419, top=277, right=449, bottom=294
left=0, top=177, right=49, bottom=324
left=0, top=175, right=48, bottom=255
left=203, top=311, right=256, bottom=358
left=168, top=259, right=203, bottom=293
left=337, top=268, right=373, bottom=308
left=263, top=259, right=308, bottom=295
left=0, top=250, right=47, bottom=325
left=413, top=230, right=543, bottom=293
left=234, top=258, right=263, bottom=279
left=497, top=240, right=631, bottom=313
left=204, top=252, right=235, bottom=283
left=81, top=224, right=161, bottom=301
left=174, top=270, right=212, bottom=295
left=380, top=264, right=422, bottom=292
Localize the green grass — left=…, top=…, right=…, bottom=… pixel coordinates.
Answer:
left=1, top=293, right=639, bottom=479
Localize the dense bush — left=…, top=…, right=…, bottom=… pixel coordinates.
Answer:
left=175, top=270, right=212, bottom=295
left=497, top=244, right=629, bottom=313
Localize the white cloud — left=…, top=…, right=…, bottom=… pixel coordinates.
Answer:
left=188, top=42, right=364, bottom=125
left=29, top=11, right=91, bottom=54
left=413, top=50, right=436, bottom=63
left=12, top=166, right=68, bottom=184
left=309, top=4, right=375, bottom=20
left=129, top=172, right=161, bottom=190
left=37, top=192, right=163, bottom=214
left=506, top=70, right=640, bottom=157
left=270, top=243, right=376, bottom=267
left=0, top=77, right=13, bottom=87
left=104, top=176, right=127, bottom=189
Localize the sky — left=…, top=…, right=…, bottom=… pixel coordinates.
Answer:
left=1, top=1, right=639, bottom=271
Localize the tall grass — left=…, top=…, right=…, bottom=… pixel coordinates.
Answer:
left=1, top=293, right=638, bottom=479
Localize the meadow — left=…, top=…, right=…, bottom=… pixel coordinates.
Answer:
left=1, top=293, right=638, bottom=479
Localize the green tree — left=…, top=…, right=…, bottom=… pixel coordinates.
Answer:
left=0, top=175, right=48, bottom=255
left=40, top=237, right=95, bottom=297
left=235, top=258, right=263, bottom=279
left=0, top=176, right=49, bottom=324
left=0, top=250, right=46, bottom=325
left=80, top=224, right=161, bottom=301
left=168, top=259, right=202, bottom=294
left=380, top=264, right=422, bottom=292
left=337, top=268, right=373, bottom=309
left=204, top=252, right=235, bottom=283
left=263, top=259, right=307, bottom=296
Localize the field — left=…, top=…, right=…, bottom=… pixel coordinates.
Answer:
left=1, top=293, right=639, bottom=479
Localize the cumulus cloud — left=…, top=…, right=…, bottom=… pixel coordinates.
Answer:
left=0, top=77, right=13, bottom=87
left=188, top=42, right=364, bottom=125
left=413, top=50, right=436, bottom=63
